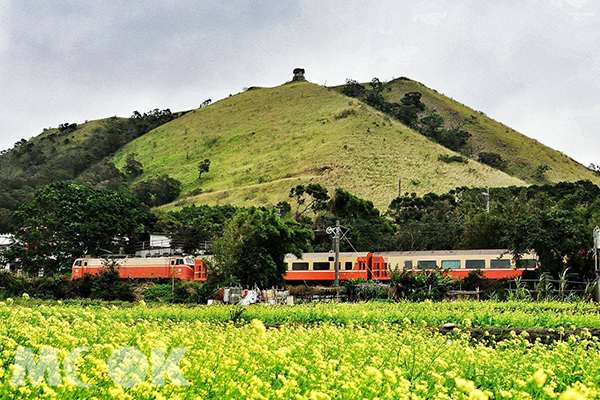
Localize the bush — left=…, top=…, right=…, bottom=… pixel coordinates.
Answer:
left=390, top=269, right=456, bottom=301
left=142, top=281, right=212, bottom=303
left=438, top=154, right=468, bottom=164
left=88, top=268, right=135, bottom=301
left=131, top=174, right=182, bottom=207
left=342, top=279, right=389, bottom=302
left=334, top=109, right=357, bottom=119
left=478, top=152, right=506, bottom=170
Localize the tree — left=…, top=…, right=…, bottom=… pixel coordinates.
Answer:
left=340, top=79, right=366, bottom=98
left=419, top=113, right=445, bottom=139
left=131, top=175, right=182, bottom=207
left=211, top=208, right=313, bottom=287
left=401, top=92, right=426, bottom=111
left=159, top=204, right=237, bottom=253
left=124, top=153, right=143, bottom=178
left=478, top=152, right=507, bottom=170
left=198, top=159, right=211, bottom=179
left=289, top=184, right=330, bottom=220
left=9, top=182, right=155, bottom=276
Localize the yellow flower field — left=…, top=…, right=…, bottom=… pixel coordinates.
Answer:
left=1, top=300, right=599, bottom=399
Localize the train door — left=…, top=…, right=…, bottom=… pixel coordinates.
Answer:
left=371, top=256, right=387, bottom=280
left=194, top=259, right=207, bottom=281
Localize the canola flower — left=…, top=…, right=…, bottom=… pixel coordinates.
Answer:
left=0, top=300, right=599, bottom=399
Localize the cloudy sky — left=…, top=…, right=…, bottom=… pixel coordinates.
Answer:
left=1, top=0, right=599, bottom=165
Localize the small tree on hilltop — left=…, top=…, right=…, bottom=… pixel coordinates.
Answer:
left=198, top=159, right=211, bottom=179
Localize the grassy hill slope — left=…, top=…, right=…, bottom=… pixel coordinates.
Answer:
left=380, top=78, right=600, bottom=185
left=112, top=82, right=523, bottom=210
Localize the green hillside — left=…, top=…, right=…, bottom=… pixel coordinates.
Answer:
left=380, top=78, right=600, bottom=185
left=112, top=82, right=523, bottom=210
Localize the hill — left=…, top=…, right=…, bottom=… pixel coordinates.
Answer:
left=379, top=78, right=600, bottom=185
left=111, top=81, right=524, bottom=210
left=0, top=110, right=178, bottom=230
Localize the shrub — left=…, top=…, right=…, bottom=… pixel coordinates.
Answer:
left=88, top=268, right=135, bottom=301
left=478, top=152, right=507, bottom=170
left=438, top=154, right=468, bottom=164
left=334, top=109, right=357, bottom=119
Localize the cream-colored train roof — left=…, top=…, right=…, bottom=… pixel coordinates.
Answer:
left=285, top=252, right=369, bottom=259
left=373, top=249, right=512, bottom=257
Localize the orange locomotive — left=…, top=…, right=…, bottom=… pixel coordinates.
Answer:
left=71, top=249, right=536, bottom=283
left=71, top=256, right=208, bottom=281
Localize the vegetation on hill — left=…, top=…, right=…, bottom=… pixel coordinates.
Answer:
left=0, top=109, right=180, bottom=231
left=379, top=77, right=600, bottom=185
left=112, top=82, right=523, bottom=210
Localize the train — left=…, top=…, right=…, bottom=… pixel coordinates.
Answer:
left=71, top=249, right=536, bottom=282
left=71, top=256, right=209, bottom=281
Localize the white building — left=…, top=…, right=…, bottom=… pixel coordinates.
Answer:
left=0, top=234, right=14, bottom=271
left=135, top=233, right=174, bottom=258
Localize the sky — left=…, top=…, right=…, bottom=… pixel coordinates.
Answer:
left=0, top=0, right=599, bottom=166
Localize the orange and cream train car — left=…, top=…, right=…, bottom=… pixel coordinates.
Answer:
left=284, top=249, right=537, bottom=283
left=71, top=256, right=209, bottom=281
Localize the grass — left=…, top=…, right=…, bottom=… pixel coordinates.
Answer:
left=112, top=82, right=523, bottom=211
left=380, top=78, right=600, bottom=185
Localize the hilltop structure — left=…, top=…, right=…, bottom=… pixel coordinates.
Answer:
left=292, top=68, right=306, bottom=81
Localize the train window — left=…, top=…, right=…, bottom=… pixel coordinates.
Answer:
left=328, top=256, right=334, bottom=261
left=466, top=260, right=486, bottom=269
left=418, top=260, right=437, bottom=269
left=490, top=259, right=511, bottom=268
left=75, top=260, right=82, bottom=266
left=292, top=262, right=309, bottom=270
left=313, top=262, right=331, bottom=270
left=345, top=262, right=353, bottom=270
left=177, top=259, right=184, bottom=265
left=171, top=260, right=175, bottom=265
left=84, top=262, right=88, bottom=267
left=519, top=259, right=537, bottom=268
left=404, top=260, right=413, bottom=269
left=441, top=260, right=461, bottom=269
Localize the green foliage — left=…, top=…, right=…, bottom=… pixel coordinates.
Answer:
left=387, top=181, right=600, bottom=279
left=58, top=123, right=78, bottom=134
left=198, top=159, right=211, bottom=179
left=131, top=174, right=182, bottom=207
left=0, top=109, right=177, bottom=224
left=158, top=204, right=237, bottom=253
left=389, top=269, right=456, bottom=301
left=533, top=164, right=550, bottom=182
left=211, top=208, right=313, bottom=287
left=478, top=152, right=507, bottom=170
left=290, top=183, right=330, bottom=220
left=342, top=279, right=389, bottom=302
left=324, top=188, right=395, bottom=251
left=8, top=182, right=155, bottom=275
left=124, top=153, right=143, bottom=178
left=88, top=267, right=135, bottom=301
left=142, top=281, right=207, bottom=303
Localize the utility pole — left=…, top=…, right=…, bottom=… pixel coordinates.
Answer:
left=334, top=220, right=340, bottom=286
left=326, top=221, right=342, bottom=286
left=594, top=226, right=600, bottom=302
left=482, top=187, right=490, bottom=213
